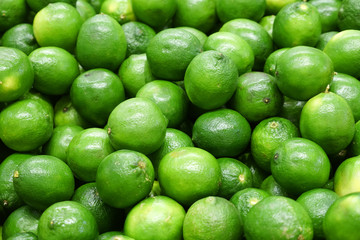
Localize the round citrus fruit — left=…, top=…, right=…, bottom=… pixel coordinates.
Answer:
left=124, top=196, right=186, bottom=240
left=107, top=97, right=168, bottom=155
left=309, top=0, right=341, bottom=33
left=216, top=0, right=266, bottom=23
left=259, top=15, right=275, bottom=37
left=192, top=108, right=251, bottom=158
left=333, top=156, right=360, bottom=196
left=348, top=121, right=360, bottom=157
left=265, top=0, right=298, bottom=15
left=96, top=149, right=155, bottom=208
left=183, top=196, right=242, bottom=240
left=315, top=31, right=338, bottom=50
left=26, top=0, right=76, bottom=12
left=176, top=27, right=208, bottom=47
left=0, top=0, right=27, bottom=33
left=260, top=175, right=289, bottom=197
left=100, top=0, right=135, bottom=24
left=278, top=96, right=306, bottom=128
left=158, top=147, right=221, bottom=207
left=263, top=48, right=289, bottom=77
left=76, top=0, right=96, bottom=21
left=337, top=0, right=360, bottom=30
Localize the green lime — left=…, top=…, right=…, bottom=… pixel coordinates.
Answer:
left=216, top=0, right=266, bottom=23
left=118, top=54, right=155, bottom=97
left=239, top=153, right=269, bottom=188
left=323, top=192, right=360, bottom=240
left=148, top=128, right=194, bottom=178
left=121, top=21, right=156, bottom=57
left=192, top=109, right=251, bottom=158
left=0, top=154, right=33, bottom=215
left=173, top=0, right=217, bottom=33
left=272, top=138, right=331, bottom=196
left=124, top=196, right=185, bottom=240
left=1, top=23, right=38, bottom=55
left=260, top=175, right=289, bottom=197
left=251, top=117, right=299, bottom=172
left=29, top=46, right=80, bottom=95
left=230, top=188, right=270, bottom=223
left=38, top=201, right=99, bottom=240
left=146, top=28, right=202, bottom=81
left=131, top=0, right=176, bottom=30
left=184, top=50, right=238, bottom=110
left=13, top=155, right=75, bottom=211
left=315, top=31, right=338, bottom=50
left=33, top=2, right=83, bottom=52
left=309, top=0, right=341, bottom=33
left=244, top=196, right=313, bottom=240
left=330, top=73, right=360, bottom=122
left=220, top=19, right=273, bottom=70
left=98, top=232, right=134, bottom=240
left=296, top=188, right=339, bottom=239
left=96, top=150, right=155, bottom=208
left=87, top=0, right=104, bottom=13
left=217, top=157, right=253, bottom=199
left=2, top=205, right=41, bottom=239
left=323, top=178, right=334, bottom=191
left=43, top=125, right=83, bottom=162
left=278, top=97, right=306, bottom=128
left=0, top=99, right=53, bottom=152
left=70, top=68, right=125, bottom=127
left=263, top=48, right=289, bottom=77
left=76, top=0, right=96, bottom=21
left=265, top=0, right=299, bottom=15
left=107, top=98, right=168, bottom=155
left=300, top=92, right=355, bottom=155
left=76, top=14, right=127, bottom=71
left=348, top=121, right=360, bottom=156
left=183, top=196, right=242, bottom=240
left=273, top=2, right=321, bottom=48
left=333, top=156, right=360, bottom=196
left=0, top=47, right=34, bottom=103
left=203, top=32, right=254, bottom=75
left=67, top=128, right=114, bottom=182
left=176, top=27, right=208, bottom=47
left=7, top=232, right=38, bottom=240
left=100, top=0, right=135, bottom=24
left=158, top=147, right=221, bottom=207
left=275, top=46, right=334, bottom=101
left=136, top=80, right=188, bottom=128
left=323, top=30, right=360, bottom=79
left=26, top=0, right=76, bottom=12
left=230, top=72, right=283, bottom=123
left=259, top=15, right=275, bottom=37
left=337, top=0, right=360, bottom=30
left=54, top=95, right=91, bottom=128
left=0, top=0, right=27, bottom=33
left=72, top=182, right=124, bottom=233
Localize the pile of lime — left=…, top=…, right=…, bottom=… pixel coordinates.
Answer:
left=1, top=0, right=360, bottom=239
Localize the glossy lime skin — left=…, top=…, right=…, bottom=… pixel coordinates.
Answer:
left=0, top=0, right=27, bottom=32
left=260, top=175, right=289, bottom=197
left=309, top=0, right=341, bottom=33
left=315, top=31, right=338, bottom=50
left=334, top=156, right=360, bottom=196
left=37, top=201, right=99, bottom=240
left=216, top=0, right=266, bottom=23
left=275, top=46, right=334, bottom=101
left=263, top=48, right=289, bottom=77
left=70, top=68, right=125, bottom=127
left=244, top=196, right=313, bottom=240
left=231, top=72, right=283, bottom=123
left=271, top=138, right=331, bottom=196
left=54, top=95, right=90, bottom=128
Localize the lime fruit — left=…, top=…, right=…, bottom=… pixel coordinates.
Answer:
left=323, top=30, right=360, bottom=79
left=136, top=80, right=188, bottom=128
left=67, top=128, right=114, bottom=182
left=173, top=0, right=217, bottom=33
left=251, top=117, right=299, bottom=172
left=300, top=92, right=355, bottom=155
left=184, top=50, right=238, bottom=110
left=265, top=0, right=299, bottom=15
left=33, top=2, right=83, bottom=52
left=263, top=48, right=289, bottom=77
left=13, top=155, right=75, bottom=210
left=107, top=98, right=168, bottom=155
left=272, top=138, right=331, bottom=196
left=1, top=23, right=39, bottom=55
left=273, top=2, right=321, bottom=48
left=231, top=72, right=283, bottom=123
left=349, top=121, right=360, bottom=157
left=309, top=0, right=341, bottom=33
left=216, top=0, right=266, bottom=23
left=239, top=153, right=269, bottom=188
left=146, top=28, right=202, bottom=81
left=176, top=27, right=208, bottom=47
left=0, top=47, right=34, bottom=103
left=76, top=14, right=127, bottom=71
left=315, top=31, right=338, bottom=50
left=26, top=0, right=76, bottom=12
left=0, top=99, right=53, bottom=152
left=29, top=46, right=80, bottom=95
left=0, top=0, right=27, bottom=33
left=337, top=0, right=360, bottom=30
left=217, top=157, right=253, bottom=199
left=183, top=196, right=242, bottom=240
left=158, top=147, right=221, bottom=207
left=124, top=196, right=186, bottom=240
left=37, top=201, right=99, bottom=240
left=259, top=15, right=275, bottom=37
left=203, top=32, right=254, bottom=75
left=296, top=188, right=339, bottom=239
left=333, top=156, right=360, bottom=196
left=278, top=96, right=306, bottom=128
left=100, top=0, right=135, bottom=24
left=260, top=175, right=289, bottom=197
left=76, top=0, right=96, bottom=21
left=98, top=232, right=134, bottom=240
left=121, top=21, right=156, bottom=57
left=275, top=46, right=334, bottom=101
left=192, top=109, right=251, bottom=158
left=7, top=232, right=38, bottom=240
left=96, top=150, right=155, bottom=208
left=323, top=192, right=360, bottom=240
left=70, top=68, right=125, bottom=127
left=244, top=196, right=313, bottom=240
